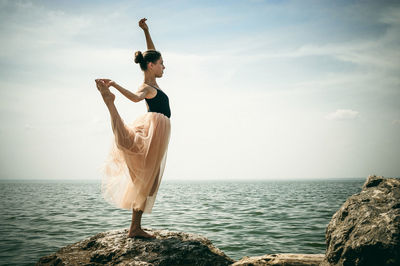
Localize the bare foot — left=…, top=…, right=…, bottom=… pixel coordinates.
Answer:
left=128, top=228, right=156, bottom=239
left=95, top=79, right=115, bottom=104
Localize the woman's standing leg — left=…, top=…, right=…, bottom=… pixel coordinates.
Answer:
left=128, top=169, right=160, bottom=238
left=128, top=210, right=155, bottom=238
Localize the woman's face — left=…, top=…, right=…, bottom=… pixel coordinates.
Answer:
left=150, top=57, right=165, bottom=78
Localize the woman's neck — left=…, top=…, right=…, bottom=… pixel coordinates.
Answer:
left=144, top=71, right=157, bottom=87
left=144, top=78, right=158, bottom=87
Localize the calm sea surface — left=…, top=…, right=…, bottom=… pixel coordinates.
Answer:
left=0, top=178, right=365, bottom=265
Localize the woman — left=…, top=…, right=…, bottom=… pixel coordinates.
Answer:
left=95, top=18, right=171, bottom=239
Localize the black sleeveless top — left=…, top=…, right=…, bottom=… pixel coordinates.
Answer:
left=145, top=84, right=171, bottom=118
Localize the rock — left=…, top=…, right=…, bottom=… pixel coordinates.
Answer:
left=232, top=253, right=324, bottom=266
left=36, top=228, right=234, bottom=266
left=322, top=175, right=400, bottom=266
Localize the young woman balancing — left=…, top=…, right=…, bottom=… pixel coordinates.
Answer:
left=95, top=18, right=171, bottom=239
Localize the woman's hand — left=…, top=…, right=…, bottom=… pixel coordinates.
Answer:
left=95, top=79, right=115, bottom=104
left=98, top=79, right=116, bottom=88
left=139, top=18, right=149, bottom=31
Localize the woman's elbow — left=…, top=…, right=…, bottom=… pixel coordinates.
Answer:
left=128, top=95, right=140, bottom=103
left=134, top=96, right=145, bottom=103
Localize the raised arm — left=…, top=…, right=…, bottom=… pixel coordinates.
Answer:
left=139, top=18, right=155, bottom=50
left=101, top=79, right=150, bottom=103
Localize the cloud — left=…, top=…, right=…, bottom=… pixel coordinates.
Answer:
left=325, top=109, right=359, bottom=120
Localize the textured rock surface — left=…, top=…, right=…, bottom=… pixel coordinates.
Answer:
left=232, top=253, right=324, bottom=266
left=36, top=228, right=234, bottom=266
left=322, top=175, right=400, bottom=266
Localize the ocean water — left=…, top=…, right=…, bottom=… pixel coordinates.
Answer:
left=0, top=178, right=365, bottom=265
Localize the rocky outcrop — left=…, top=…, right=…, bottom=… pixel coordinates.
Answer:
left=322, top=175, right=400, bottom=266
left=36, top=226, right=325, bottom=266
left=232, top=253, right=324, bottom=266
left=36, top=228, right=234, bottom=266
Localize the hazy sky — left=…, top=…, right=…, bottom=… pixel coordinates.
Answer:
left=0, top=0, right=399, bottom=180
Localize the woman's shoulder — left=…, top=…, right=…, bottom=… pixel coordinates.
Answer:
left=138, top=84, right=157, bottom=99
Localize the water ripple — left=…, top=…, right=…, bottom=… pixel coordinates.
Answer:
left=0, top=178, right=363, bottom=264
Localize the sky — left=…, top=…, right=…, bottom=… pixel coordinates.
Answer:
left=0, top=0, right=399, bottom=181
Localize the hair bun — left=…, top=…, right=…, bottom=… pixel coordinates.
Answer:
left=134, top=51, right=144, bottom=64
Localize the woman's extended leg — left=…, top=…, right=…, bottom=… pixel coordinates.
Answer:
left=128, top=210, right=155, bottom=238
left=96, top=79, right=133, bottom=150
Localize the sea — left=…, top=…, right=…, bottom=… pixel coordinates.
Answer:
left=0, top=178, right=365, bottom=265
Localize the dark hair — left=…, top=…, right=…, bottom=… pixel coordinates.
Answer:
left=134, top=50, right=162, bottom=71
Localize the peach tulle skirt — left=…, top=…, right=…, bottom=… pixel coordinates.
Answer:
left=100, top=111, right=171, bottom=214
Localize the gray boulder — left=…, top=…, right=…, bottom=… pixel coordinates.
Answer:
left=322, top=175, right=400, bottom=266
left=36, top=228, right=234, bottom=266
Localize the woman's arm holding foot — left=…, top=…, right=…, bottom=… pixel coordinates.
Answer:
left=101, top=79, right=150, bottom=103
